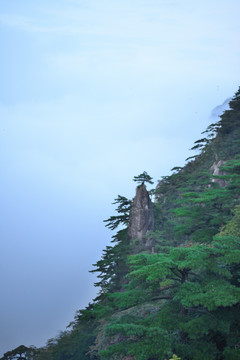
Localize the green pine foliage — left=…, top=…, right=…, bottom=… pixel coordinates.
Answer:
left=91, top=194, right=132, bottom=298
left=10, top=87, right=240, bottom=360
left=101, top=235, right=240, bottom=359
left=0, top=345, right=37, bottom=360
left=133, top=171, right=154, bottom=185
left=94, top=87, right=240, bottom=360
left=173, top=158, right=240, bottom=243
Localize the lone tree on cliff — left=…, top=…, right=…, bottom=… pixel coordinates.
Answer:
left=133, top=171, right=154, bottom=185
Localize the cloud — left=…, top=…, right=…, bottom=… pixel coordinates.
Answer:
left=0, top=14, right=55, bottom=33
left=1, top=0, right=239, bottom=89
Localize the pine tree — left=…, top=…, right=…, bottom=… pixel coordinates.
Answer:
left=133, top=171, right=154, bottom=185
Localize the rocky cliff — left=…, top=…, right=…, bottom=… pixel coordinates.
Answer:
left=128, top=184, right=155, bottom=253
left=210, top=159, right=228, bottom=187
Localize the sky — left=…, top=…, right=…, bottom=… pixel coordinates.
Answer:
left=0, top=0, right=240, bottom=356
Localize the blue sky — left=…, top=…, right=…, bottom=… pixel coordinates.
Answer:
left=1, top=0, right=240, bottom=355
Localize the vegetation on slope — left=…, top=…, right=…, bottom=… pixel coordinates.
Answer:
left=2, top=87, right=240, bottom=360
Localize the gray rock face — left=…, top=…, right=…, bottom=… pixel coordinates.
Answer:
left=210, top=160, right=228, bottom=187
left=128, top=184, right=155, bottom=252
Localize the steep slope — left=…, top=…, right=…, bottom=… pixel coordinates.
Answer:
left=2, top=87, right=240, bottom=360
left=88, top=87, right=240, bottom=360
left=95, top=87, right=240, bottom=360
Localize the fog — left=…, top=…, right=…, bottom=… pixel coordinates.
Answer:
left=1, top=0, right=240, bottom=356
